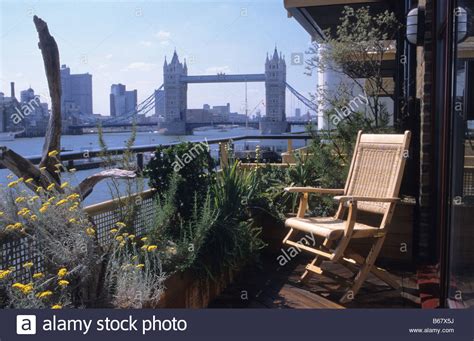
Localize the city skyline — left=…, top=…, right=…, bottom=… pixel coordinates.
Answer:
left=0, top=1, right=316, bottom=117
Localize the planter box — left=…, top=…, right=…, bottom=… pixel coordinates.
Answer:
left=156, top=268, right=236, bottom=308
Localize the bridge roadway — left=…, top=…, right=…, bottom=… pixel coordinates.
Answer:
left=181, top=74, right=266, bottom=83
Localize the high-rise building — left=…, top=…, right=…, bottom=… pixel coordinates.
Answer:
left=295, top=108, right=301, bottom=118
left=154, top=89, right=165, bottom=117
left=110, top=84, right=137, bottom=117
left=60, top=65, right=93, bottom=116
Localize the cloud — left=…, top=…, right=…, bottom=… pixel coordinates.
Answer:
left=155, top=30, right=171, bottom=41
left=139, top=40, right=153, bottom=47
left=160, top=41, right=170, bottom=46
left=123, top=62, right=156, bottom=72
left=205, top=65, right=232, bottom=74
left=105, top=54, right=113, bottom=60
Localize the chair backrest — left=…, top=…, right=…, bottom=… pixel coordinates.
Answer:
left=343, top=131, right=411, bottom=215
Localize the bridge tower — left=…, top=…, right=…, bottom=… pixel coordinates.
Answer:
left=261, top=47, right=289, bottom=134
left=160, top=50, right=188, bottom=135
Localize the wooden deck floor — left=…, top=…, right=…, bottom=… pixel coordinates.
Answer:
left=209, top=254, right=420, bottom=309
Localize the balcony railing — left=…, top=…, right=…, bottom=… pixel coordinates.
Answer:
left=0, top=133, right=313, bottom=283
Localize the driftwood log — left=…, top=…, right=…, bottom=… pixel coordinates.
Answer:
left=0, top=16, right=136, bottom=200
left=33, top=15, right=62, bottom=183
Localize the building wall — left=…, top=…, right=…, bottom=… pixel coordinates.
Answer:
left=110, top=84, right=137, bottom=117
left=60, top=65, right=93, bottom=116
left=154, top=89, right=165, bottom=117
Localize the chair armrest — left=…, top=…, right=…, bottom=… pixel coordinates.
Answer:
left=334, top=196, right=400, bottom=203
left=284, top=187, right=345, bottom=194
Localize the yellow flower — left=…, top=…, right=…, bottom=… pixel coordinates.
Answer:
left=60, top=182, right=69, bottom=189
left=36, top=186, right=43, bottom=193
left=30, top=215, right=38, bottom=221
left=116, top=222, right=126, bottom=228
left=47, top=196, right=56, bottom=203
left=67, top=193, right=80, bottom=201
left=8, top=181, right=19, bottom=188
left=140, top=237, right=148, bottom=242
left=131, top=255, right=138, bottom=261
left=12, top=282, right=33, bottom=294
left=18, top=177, right=24, bottom=182
left=51, top=304, right=62, bottom=309
left=57, top=268, right=67, bottom=278
left=135, top=264, right=145, bottom=269
left=46, top=183, right=55, bottom=191
left=58, top=280, right=69, bottom=287
left=32, top=272, right=44, bottom=279
left=48, top=150, right=59, bottom=157
left=0, top=211, right=4, bottom=217
left=147, top=245, right=158, bottom=252
left=68, top=218, right=77, bottom=224
left=55, top=199, right=68, bottom=206
left=13, top=222, right=23, bottom=230
left=122, top=233, right=129, bottom=238
left=128, top=234, right=135, bottom=239
left=140, top=245, right=148, bottom=251
left=15, top=196, right=26, bottom=204
left=36, top=290, right=53, bottom=299
left=7, top=174, right=13, bottom=179
left=25, top=178, right=34, bottom=184
left=18, top=208, right=31, bottom=216
left=109, top=228, right=118, bottom=234
left=39, top=205, right=49, bottom=214
left=39, top=166, right=47, bottom=171
left=0, top=269, right=12, bottom=279
left=119, top=241, right=126, bottom=248
left=30, top=195, right=40, bottom=201
left=22, top=262, right=33, bottom=269
left=115, top=236, right=124, bottom=242
left=86, top=227, right=95, bottom=236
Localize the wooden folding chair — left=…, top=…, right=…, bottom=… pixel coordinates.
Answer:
left=283, top=130, right=411, bottom=303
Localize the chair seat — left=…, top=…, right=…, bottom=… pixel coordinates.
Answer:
left=285, top=216, right=380, bottom=240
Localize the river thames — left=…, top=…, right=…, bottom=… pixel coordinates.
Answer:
left=0, top=127, right=307, bottom=205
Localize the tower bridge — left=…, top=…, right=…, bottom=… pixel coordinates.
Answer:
left=160, top=48, right=289, bottom=135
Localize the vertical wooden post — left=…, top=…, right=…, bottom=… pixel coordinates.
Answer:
left=137, top=153, right=144, bottom=173
left=219, top=142, right=228, bottom=169
left=287, top=139, right=293, bottom=155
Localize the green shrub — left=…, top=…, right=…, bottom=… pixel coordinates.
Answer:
left=144, top=142, right=216, bottom=219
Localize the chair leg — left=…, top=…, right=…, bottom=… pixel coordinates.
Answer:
left=340, top=236, right=386, bottom=304
left=300, top=238, right=332, bottom=283
left=345, top=249, right=400, bottom=290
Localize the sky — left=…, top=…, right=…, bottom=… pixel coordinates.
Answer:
left=0, top=0, right=316, bottom=117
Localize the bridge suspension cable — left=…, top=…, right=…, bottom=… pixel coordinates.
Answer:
left=103, top=84, right=164, bottom=124
left=285, top=82, right=317, bottom=112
